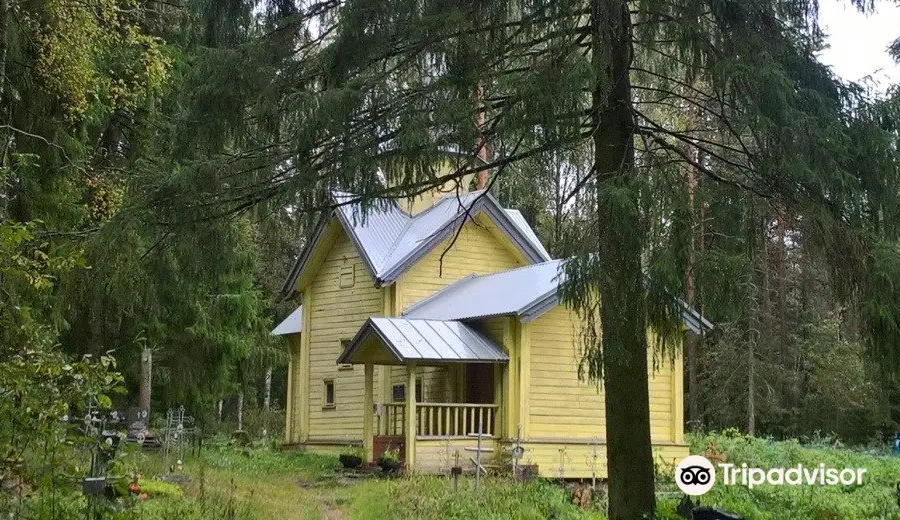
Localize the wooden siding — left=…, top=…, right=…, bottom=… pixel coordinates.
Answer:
left=528, top=306, right=606, bottom=438
left=305, top=231, right=386, bottom=442
left=414, top=437, right=497, bottom=474
left=396, top=214, right=526, bottom=311
left=528, top=306, right=678, bottom=440
left=516, top=440, right=688, bottom=479
left=286, top=334, right=301, bottom=443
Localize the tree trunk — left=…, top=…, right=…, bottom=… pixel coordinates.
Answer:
left=774, top=205, right=792, bottom=425
left=237, top=391, right=244, bottom=431
left=685, top=148, right=700, bottom=426
left=0, top=0, right=9, bottom=106
left=263, top=366, right=272, bottom=437
left=139, top=346, right=152, bottom=417
left=685, top=111, right=700, bottom=426
left=591, top=1, right=655, bottom=518
left=748, top=336, right=756, bottom=435
left=264, top=367, right=272, bottom=412
left=217, top=399, right=223, bottom=423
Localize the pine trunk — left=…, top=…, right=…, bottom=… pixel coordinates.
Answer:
left=685, top=117, right=700, bottom=426
left=591, top=1, right=655, bottom=517
left=775, top=205, right=791, bottom=419
left=139, top=346, right=152, bottom=416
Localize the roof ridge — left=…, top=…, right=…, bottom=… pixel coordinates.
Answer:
left=378, top=194, right=491, bottom=281
left=375, top=191, right=472, bottom=271
left=467, top=258, right=565, bottom=281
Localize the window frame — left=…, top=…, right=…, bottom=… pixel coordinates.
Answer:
left=323, top=379, right=336, bottom=409
left=391, top=378, right=424, bottom=402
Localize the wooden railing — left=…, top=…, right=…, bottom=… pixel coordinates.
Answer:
left=376, top=403, right=499, bottom=438
left=378, top=403, right=406, bottom=436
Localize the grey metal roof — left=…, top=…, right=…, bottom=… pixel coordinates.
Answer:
left=403, top=260, right=714, bottom=334
left=337, top=318, right=509, bottom=365
left=278, top=189, right=552, bottom=298
left=270, top=306, right=302, bottom=336
left=404, top=260, right=566, bottom=322
left=504, top=209, right=551, bottom=260
left=679, top=300, right=714, bottom=334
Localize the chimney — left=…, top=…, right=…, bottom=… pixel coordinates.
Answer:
left=475, top=82, right=488, bottom=190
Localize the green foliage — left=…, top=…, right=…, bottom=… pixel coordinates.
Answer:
left=19, top=0, right=170, bottom=122
left=0, top=222, right=125, bottom=518
left=350, top=476, right=605, bottom=520
left=378, top=448, right=400, bottom=464
left=138, top=479, right=184, bottom=499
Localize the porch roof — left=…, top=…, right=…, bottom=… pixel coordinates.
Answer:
left=337, top=317, right=508, bottom=366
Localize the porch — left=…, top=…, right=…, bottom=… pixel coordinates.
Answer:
left=337, top=317, right=509, bottom=472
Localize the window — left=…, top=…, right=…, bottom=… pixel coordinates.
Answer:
left=339, top=263, right=355, bottom=288
left=391, top=384, right=405, bottom=402
left=323, top=380, right=335, bottom=408
left=338, top=339, right=353, bottom=371
left=391, top=379, right=423, bottom=402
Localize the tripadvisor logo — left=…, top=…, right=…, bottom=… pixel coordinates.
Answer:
left=675, top=455, right=716, bottom=495
left=675, top=455, right=867, bottom=496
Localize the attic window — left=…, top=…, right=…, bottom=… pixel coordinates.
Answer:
left=339, top=264, right=355, bottom=288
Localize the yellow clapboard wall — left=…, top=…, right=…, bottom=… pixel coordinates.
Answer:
left=522, top=305, right=687, bottom=477
left=304, top=231, right=384, bottom=443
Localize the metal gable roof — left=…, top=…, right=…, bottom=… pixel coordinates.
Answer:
left=403, top=260, right=714, bottom=334
left=333, top=191, right=409, bottom=273
left=277, top=189, right=553, bottom=299
left=504, top=209, right=552, bottom=260
left=403, top=260, right=567, bottom=322
left=337, top=317, right=509, bottom=365
left=270, top=306, right=303, bottom=336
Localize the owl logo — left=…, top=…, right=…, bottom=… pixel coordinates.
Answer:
left=675, top=455, right=716, bottom=495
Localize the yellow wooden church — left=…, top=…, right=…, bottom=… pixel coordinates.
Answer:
left=272, top=167, right=708, bottom=478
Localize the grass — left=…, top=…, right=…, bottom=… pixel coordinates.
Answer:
left=117, top=440, right=607, bottom=520
left=20, top=432, right=900, bottom=519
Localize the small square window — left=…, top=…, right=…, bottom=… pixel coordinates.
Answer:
left=391, top=379, right=424, bottom=402
left=392, top=384, right=405, bottom=402
left=323, top=380, right=335, bottom=408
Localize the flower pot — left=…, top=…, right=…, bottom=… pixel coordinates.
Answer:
left=378, top=458, right=401, bottom=473
left=339, top=454, right=363, bottom=469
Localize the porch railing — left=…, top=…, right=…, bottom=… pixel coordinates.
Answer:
left=376, top=403, right=499, bottom=437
